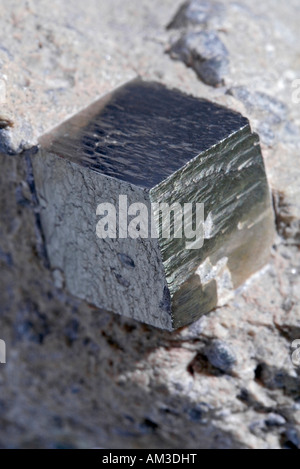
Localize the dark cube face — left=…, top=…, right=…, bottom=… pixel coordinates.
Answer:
left=40, top=79, right=249, bottom=188
left=31, top=79, right=274, bottom=330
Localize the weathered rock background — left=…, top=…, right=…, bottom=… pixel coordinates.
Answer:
left=0, top=0, right=299, bottom=449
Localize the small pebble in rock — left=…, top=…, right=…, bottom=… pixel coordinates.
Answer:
left=205, top=339, right=236, bottom=372
left=283, top=428, right=300, bottom=449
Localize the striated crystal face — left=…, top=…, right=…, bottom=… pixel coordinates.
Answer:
left=40, top=79, right=249, bottom=188
left=32, top=79, right=275, bottom=330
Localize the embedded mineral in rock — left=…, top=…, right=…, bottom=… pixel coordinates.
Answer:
left=30, top=78, right=275, bottom=330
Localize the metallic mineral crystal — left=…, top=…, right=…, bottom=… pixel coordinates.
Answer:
left=30, top=78, right=275, bottom=330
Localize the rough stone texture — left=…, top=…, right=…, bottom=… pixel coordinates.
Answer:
left=167, top=0, right=226, bottom=30
left=32, top=149, right=172, bottom=331
left=0, top=0, right=299, bottom=449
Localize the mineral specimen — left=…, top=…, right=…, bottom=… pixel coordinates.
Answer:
left=30, top=79, right=274, bottom=330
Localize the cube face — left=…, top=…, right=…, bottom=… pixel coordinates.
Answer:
left=31, top=79, right=275, bottom=330
left=39, top=79, right=249, bottom=189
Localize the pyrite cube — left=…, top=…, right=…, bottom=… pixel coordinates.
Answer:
left=31, top=79, right=274, bottom=330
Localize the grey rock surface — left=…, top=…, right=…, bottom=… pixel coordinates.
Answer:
left=167, top=0, right=225, bottom=30
left=0, top=0, right=299, bottom=449
left=168, top=31, right=229, bottom=86
left=204, top=340, right=237, bottom=373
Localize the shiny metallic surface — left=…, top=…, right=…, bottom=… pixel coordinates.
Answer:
left=32, top=79, right=275, bottom=330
